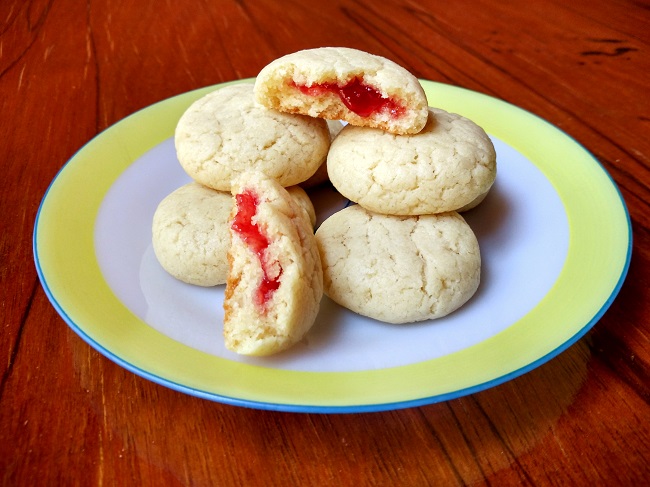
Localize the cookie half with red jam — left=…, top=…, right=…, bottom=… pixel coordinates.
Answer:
left=254, top=47, right=429, bottom=135
left=223, top=171, right=323, bottom=356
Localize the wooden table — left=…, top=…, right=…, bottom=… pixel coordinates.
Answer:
left=2, top=0, right=648, bottom=485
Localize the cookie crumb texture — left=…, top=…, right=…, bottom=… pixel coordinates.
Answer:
left=224, top=172, right=323, bottom=356
left=175, top=83, right=330, bottom=191
left=254, top=47, right=429, bottom=135
left=327, top=108, right=497, bottom=215
left=315, top=205, right=481, bottom=324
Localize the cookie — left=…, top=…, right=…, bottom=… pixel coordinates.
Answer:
left=326, top=108, right=497, bottom=215
left=315, top=205, right=481, bottom=324
left=152, top=182, right=232, bottom=286
left=223, top=171, right=323, bottom=356
left=152, top=182, right=317, bottom=287
left=175, top=83, right=330, bottom=191
left=254, top=47, right=428, bottom=135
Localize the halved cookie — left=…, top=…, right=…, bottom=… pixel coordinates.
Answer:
left=254, top=47, right=428, bottom=135
left=223, top=171, right=323, bottom=355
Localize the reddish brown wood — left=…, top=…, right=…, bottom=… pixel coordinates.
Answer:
left=1, top=0, right=648, bottom=485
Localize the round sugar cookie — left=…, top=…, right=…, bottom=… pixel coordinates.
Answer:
left=254, top=47, right=428, bottom=135
left=152, top=182, right=316, bottom=287
left=152, top=182, right=232, bottom=286
left=327, top=107, right=497, bottom=215
left=175, top=83, right=330, bottom=191
left=224, top=171, right=323, bottom=356
left=315, top=205, right=481, bottom=324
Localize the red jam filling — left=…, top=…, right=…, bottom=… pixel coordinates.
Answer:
left=231, top=190, right=281, bottom=308
left=292, top=77, right=405, bottom=118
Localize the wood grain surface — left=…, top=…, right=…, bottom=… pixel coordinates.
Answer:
left=1, top=0, right=648, bottom=485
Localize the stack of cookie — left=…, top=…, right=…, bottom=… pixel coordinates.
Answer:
left=254, top=47, right=496, bottom=325
left=152, top=46, right=496, bottom=356
left=152, top=83, right=331, bottom=356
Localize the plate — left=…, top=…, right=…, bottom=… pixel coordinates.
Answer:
left=33, top=79, right=631, bottom=413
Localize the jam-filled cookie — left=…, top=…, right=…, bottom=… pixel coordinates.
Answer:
left=223, top=171, right=323, bottom=356
left=254, top=47, right=428, bottom=135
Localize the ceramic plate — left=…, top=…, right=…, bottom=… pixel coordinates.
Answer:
left=33, top=79, right=631, bottom=413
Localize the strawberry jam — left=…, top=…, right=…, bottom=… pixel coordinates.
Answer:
left=231, top=190, right=281, bottom=308
left=292, top=77, right=405, bottom=118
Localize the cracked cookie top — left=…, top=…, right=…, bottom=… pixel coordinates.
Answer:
left=175, top=83, right=330, bottom=191
left=327, top=107, right=497, bottom=215
left=315, top=205, right=481, bottom=324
